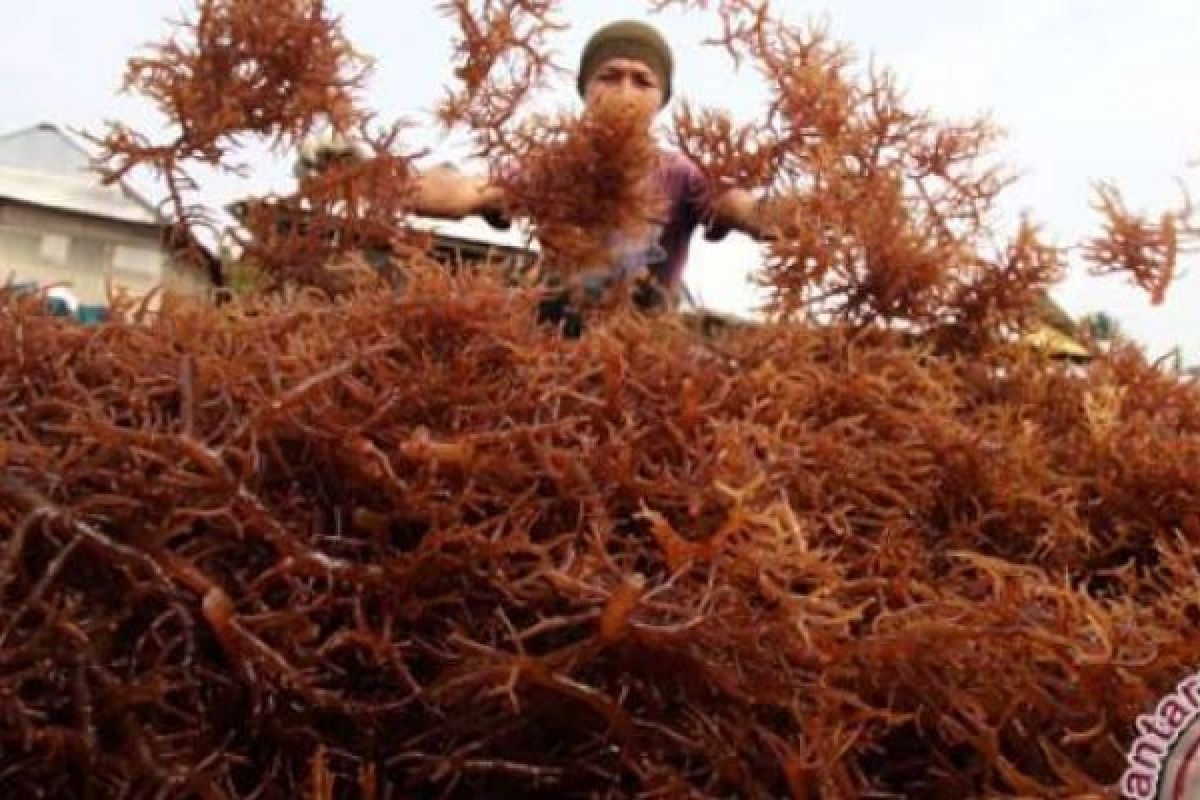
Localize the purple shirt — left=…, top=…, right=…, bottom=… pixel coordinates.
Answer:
left=652, top=150, right=714, bottom=288
left=607, top=150, right=714, bottom=291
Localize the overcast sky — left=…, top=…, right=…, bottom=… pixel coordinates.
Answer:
left=1, top=1, right=1196, bottom=363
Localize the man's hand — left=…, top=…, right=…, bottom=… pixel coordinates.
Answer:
left=477, top=185, right=512, bottom=230
left=413, top=164, right=511, bottom=228
left=706, top=188, right=770, bottom=241
left=295, top=137, right=512, bottom=228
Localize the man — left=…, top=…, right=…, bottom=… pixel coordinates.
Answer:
left=409, top=19, right=769, bottom=308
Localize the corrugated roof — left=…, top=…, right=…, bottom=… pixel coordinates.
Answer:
left=0, top=124, right=223, bottom=285
left=0, top=123, right=95, bottom=176
left=0, top=123, right=163, bottom=226
left=0, top=164, right=163, bottom=226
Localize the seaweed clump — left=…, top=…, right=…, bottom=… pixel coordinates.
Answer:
left=2, top=0, right=1198, bottom=798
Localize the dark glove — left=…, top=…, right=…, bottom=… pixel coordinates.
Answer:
left=703, top=220, right=733, bottom=242
left=482, top=207, right=513, bottom=231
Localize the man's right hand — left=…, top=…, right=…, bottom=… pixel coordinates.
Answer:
left=295, top=141, right=511, bottom=228
left=413, top=164, right=512, bottom=226
left=477, top=185, right=512, bottom=230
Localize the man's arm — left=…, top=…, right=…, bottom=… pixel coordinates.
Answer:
left=411, top=164, right=507, bottom=224
left=706, top=188, right=772, bottom=241
left=295, top=136, right=510, bottom=227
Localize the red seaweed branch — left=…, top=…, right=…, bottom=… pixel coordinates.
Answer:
left=1082, top=181, right=1197, bottom=305
left=1, top=1, right=1196, bottom=798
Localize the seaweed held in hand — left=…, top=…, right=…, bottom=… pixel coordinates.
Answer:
left=2, top=0, right=1199, bottom=798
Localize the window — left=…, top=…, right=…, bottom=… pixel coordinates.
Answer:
left=0, top=229, right=42, bottom=264
left=40, top=234, right=69, bottom=265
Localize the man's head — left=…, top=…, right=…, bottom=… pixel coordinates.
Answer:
left=577, top=20, right=673, bottom=119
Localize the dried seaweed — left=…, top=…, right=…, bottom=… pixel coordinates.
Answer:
left=3, top=276, right=1197, bottom=799
left=436, top=0, right=566, bottom=159
left=1082, top=182, right=1197, bottom=305
left=88, top=0, right=371, bottom=270
left=2, top=1, right=1199, bottom=799
left=494, top=97, right=666, bottom=271
left=232, top=123, right=428, bottom=293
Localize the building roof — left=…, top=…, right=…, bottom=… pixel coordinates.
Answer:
left=0, top=123, right=163, bottom=226
left=0, top=123, right=222, bottom=285
left=0, top=164, right=165, bottom=226
left=0, top=123, right=95, bottom=175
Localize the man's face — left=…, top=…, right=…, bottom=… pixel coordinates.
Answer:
left=583, top=58, right=664, bottom=123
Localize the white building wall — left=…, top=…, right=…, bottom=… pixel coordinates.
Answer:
left=0, top=202, right=210, bottom=306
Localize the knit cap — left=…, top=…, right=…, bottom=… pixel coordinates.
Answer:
left=577, top=20, right=674, bottom=106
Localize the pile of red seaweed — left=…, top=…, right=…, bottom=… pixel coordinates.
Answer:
left=2, top=273, right=1198, bottom=798
left=2, top=0, right=1199, bottom=797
